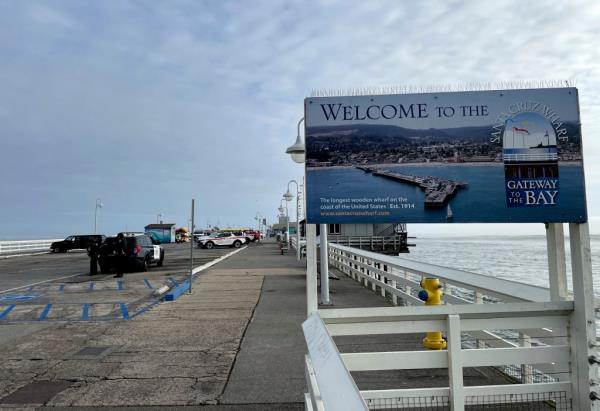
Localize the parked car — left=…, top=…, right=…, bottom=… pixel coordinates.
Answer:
left=198, top=232, right=246, bottom=249
left=51, top=235, right=106, bottom=253
left=193, top=231, right=213, bottom=243
left=98, top=233, right=164, bottom=273
left=243, top=230, right=260, bottom=242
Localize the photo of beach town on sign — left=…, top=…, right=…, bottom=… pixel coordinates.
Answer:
left=304, top=88, right=587, bottom=224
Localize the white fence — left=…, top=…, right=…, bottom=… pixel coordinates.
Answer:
left=308, top=302, right=574, bottom=410
left=302, top=240, right=598, bottom=410
left=328, top=243, right=568, bottom=378
left=291, top=236, right=306, bottom=253
left=0, top=239, right=61, bottom=256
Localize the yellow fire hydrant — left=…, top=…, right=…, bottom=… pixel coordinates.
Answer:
left=418, top=278, right=447, bottom=350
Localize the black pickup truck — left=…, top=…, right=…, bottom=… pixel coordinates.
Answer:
left=98, top=233, right=164, bottom=273
left=51, top=235, right=106, bottom=253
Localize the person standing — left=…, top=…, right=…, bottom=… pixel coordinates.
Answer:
left=114, top=233, right=127, bottom=278
left=89, top=243, right=98, bottom=276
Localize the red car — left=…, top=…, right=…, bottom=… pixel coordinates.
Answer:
left=244, top=230, right=261, bottom=242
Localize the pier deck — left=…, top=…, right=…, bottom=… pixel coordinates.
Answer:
left=0, top=240, right=535, bottom=409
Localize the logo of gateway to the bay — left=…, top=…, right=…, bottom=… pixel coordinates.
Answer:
left=503, top=111, right=559, bottom=207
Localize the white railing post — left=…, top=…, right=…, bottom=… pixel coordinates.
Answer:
left=520, top=332, right=534, bottom=384
left=404, top=270, right=412, bottom=303
left=568, top=222, right=599, bottom=410
left=380, top=265, right=386, bottom=298
left=474, top=290, right=486, bottom=349
left=447, top=314, right=464, bottom=410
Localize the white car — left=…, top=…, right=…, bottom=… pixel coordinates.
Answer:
left=199, top=232, right=246, bottom=249
left=194, top=232, right=212, bottom=243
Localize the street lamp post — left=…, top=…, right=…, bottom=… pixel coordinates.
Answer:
left=255, top=212, right=262, bottom=242
left=94, top=198, right=103, bottom=235
left=284, top=199, right=289, bottom=244
left=277, top=201, right=287, bottom=243
left=284, top=180, right=301, bottom=261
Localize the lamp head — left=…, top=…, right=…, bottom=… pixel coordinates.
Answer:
left=285, top=134, right=305, bottom=164
left=283, top=190, right=293, bottom=201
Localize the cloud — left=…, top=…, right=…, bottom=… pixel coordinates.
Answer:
left=1, top=0, right=600, bottom=238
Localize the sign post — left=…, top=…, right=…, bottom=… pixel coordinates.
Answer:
left=189, top=198, right=194, bottom=294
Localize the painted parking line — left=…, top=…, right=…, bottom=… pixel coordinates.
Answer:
left=168, top=276, right=178, bottom=286
left=58, top=283, right=65, bottom=292
left=81, top=303, right=90, bottom=320
left=117, top=280, right=123, bottom=290
left=38, top=303, right=52, bottom=321
left=144, top=279, right=153, bottom=289
left=27, top=285, right=34, bottom=292
left=0, top=272, right=84, bottom=295
left=88, top=282, right=94, bottom=291
left=0, top=304, right=16, bottom=320
left=120, top=303, right=129, bottom=320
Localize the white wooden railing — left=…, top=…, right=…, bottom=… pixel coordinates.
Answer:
left=291, top=236, right=306, bottom=255
left=327, top=243, right=568, bottom=378
left=0, top=239, right=61, bottom=256
left=328, top=242, right=551, bottom=305
left=304, top=242, right=597, bottom=410
left=307, top=302, right=574, bottom=410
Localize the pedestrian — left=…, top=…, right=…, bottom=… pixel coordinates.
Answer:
left=114, top=233, right=127, bottom=278
left=89, top=243, right=98, bottom=276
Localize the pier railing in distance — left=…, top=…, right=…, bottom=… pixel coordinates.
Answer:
left=304, top=243, right=580, bottom=410
left=0, top=239, right=62, bottom=257
left=291, top=236, right=307, bottom=256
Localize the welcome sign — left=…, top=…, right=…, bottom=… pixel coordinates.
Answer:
left=304, top=88, right=587, bottom=224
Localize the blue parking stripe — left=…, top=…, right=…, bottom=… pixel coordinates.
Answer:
left=88, top=282, right=94, bottom=291
left=81, top=304, right=90, bottom=320
left=168, top=276, right=178, bottom=286
left=120, top=303, right=129, bottom=320
left=38, top=304, right=52, bottom=321
left=0, top=305, right=15, bottom=320
left=117, top=280, right=123, bottom=291
left=58, top=284, right=65, bottom=292
left=27, top=286, right=34, bottom=292
left=144, top=279, right=153, bottom=289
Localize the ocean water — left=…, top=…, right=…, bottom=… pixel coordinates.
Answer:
left=401, top=235, right=600, bottom=297
left=306, top=163, right=587, bottom=224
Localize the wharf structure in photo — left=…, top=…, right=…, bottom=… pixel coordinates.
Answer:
left=356, top=166, right=468, bottom=207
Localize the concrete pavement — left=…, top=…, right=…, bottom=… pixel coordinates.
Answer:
left=0, top=238, right=517, bottom=409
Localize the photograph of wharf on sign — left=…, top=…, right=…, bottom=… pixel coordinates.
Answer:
left=356, top=166, right=468, bottom=208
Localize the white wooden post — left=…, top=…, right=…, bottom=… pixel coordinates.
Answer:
left=474, top=291, right=484, bottom=349
left=306, top=224, right=318, bottom=316
left=371, top=261, right=377, bottom=292
left=519, top=332, right=533, bottom=384
left=568, top=222, right=599, bottom=410
left=546, top=223, right=568, bottom=300
left=405, top=270, right=412, bottom=301
left=447, top=314, right=464, bottom=410
left=381, top=265, right=386, bottom=298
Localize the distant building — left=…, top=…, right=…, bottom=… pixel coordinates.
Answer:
left=144, top=223, right=176, bottom=243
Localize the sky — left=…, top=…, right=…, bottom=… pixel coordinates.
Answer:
left=1, top=0, right=600, bottom=239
